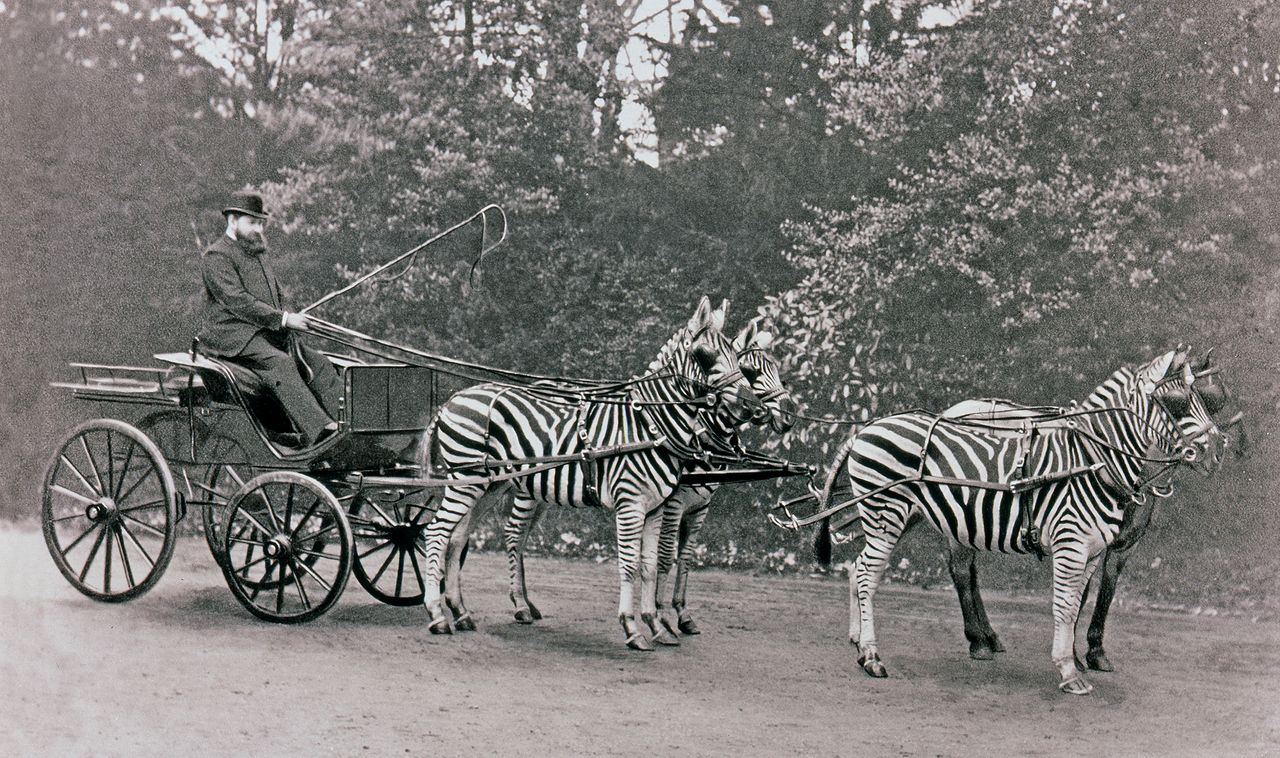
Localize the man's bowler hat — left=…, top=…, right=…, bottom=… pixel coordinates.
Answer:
left=222, top=191, right=271, bottom=220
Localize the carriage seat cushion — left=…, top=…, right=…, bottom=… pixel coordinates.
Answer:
left=154, top=351, right=273, bottom=404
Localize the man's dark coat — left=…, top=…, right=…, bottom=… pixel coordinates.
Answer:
left=198, top=234, right=286, bottom=356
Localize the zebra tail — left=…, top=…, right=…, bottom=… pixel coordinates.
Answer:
left=813, top=429, right=861, bottom=568
left=419, top=412, right=441, bottom=477
left=814, top=517, right=833, bottom=568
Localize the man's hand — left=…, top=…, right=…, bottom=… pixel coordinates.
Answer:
left=283, top=312, right=311, bottom=332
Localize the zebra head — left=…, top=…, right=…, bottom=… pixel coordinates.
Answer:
left=1133, top=346, right=1226, bottom=476
left=733, top=317, right=798, bottom=433
left=674, top=296, right=760, bottom=425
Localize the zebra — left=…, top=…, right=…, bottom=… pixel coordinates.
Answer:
left=931, top=350, right=1243, bottom=670
left=500, top=317, right=799, bottom=643
left=815, top=347, right=1225, bottom=694
left=418, top=296, right=760, bottom=650
left=649, top=319, right=798, bottom=639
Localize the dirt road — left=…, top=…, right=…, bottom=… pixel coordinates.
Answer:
left=2, top=524, right=1276, bottom=757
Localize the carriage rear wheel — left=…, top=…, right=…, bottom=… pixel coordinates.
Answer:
left=42, top=419, right=178, bottom=602
left=219, top=472, right=352, bottom=623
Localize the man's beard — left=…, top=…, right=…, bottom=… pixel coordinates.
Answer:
left=237, top=230, right=268, bottom=254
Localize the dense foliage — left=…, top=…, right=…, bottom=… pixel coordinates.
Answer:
left=3, top=0, right=1277, bottom=611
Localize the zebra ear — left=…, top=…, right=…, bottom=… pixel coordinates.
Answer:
left=712, top=299, right=728, bottom=331
left=689, top=296, right=713, bottom=332
left=734, top=318, right=759, bottom=351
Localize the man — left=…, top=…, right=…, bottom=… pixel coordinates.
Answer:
left=198, top=190, right=342, bottom=447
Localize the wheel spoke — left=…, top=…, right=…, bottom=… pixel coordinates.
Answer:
left=294, top=522, right=339, bottom=545
left=78, top=524, right=107, bottom=583
left=289, top=498, right=322, bottom=540
left=247, top=557, right=276, bottom=601
left=292, top=546, right=342, bottom=561
left=119, top=511, right=167, bottom=538
left=105, top=431, right=115, bottom=497
left=59, top=454, right=101, bottom=499
left=103, top=526, right=114, bottom=593
left=284, top=483, right=296, bottom=531
left=119, top=498, right=168, bottom=515
left=259, top=488, right=283, bottom=533
left=357, top=540, right=393, bottom=560
left=291, top=559, right=312, bottom=608
left=364, top=497, right=395, bottom=527
left=115, top=467, right=156, bottom=505
left=116, top=520, right=157, bottom=568
left=292, top=556, right=333, bottom=593
left=114, top=524, right=137, bottom=588
left=60, top=521, right=99, bottom=554
left=231, top=506, right=273, bottom=538
left=407, top=541, right=425, bottom=591
left=111, top=438, right=138, bottom=501
left=51, top=484, right=97, bottom=507
left=394, top=548, right=406, bottom=596
left=369, top=543, right=398, bottom=585
left=78, top=435, right=106, bottom=493
left=275, top=563, right=287, bottom=614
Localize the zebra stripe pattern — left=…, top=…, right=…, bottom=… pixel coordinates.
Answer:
left=650, top=319, right=798, bottom=637
left=937, top=350, right=1240, bottom=670
left=419, top=296, right=758, bottom=650
left=501, top=317, right=798, bottom=643
left=824, top=347, right=1224, bottom=694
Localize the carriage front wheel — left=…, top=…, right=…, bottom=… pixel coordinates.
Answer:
left=219, top=471, right=353, bottom=624
left=42, top=419, right=179, bottom=602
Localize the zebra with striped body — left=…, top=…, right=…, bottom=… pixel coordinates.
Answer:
left=501, top=318, right=799, bottom=643
left=936, top=351, right=1241, bottom=669
left=650, top=319, right=798, bottom=638
left=420, top=296, right=759, bottom=650
left=819, top=348, right=1224, bottom=694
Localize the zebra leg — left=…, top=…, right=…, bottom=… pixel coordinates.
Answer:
left=653, top=491, right=701, bottom=642
left=852, top=524, right=905, bottom=678
left=615, top=501, right=653, bottom=651
left=673, top=503, right=711, bottom=635
left=1083, top=548, right=1129, bottom=672
left=1083, top=496, right=1151, bottom=671
left=1051, top=545, right=1104, bottom=695
left=422, top=482, right=487, bottom=635
left=639, top=507, right=679, bottom=646
left=946, top=545, right=1003, bottom=660
left=442, top=505, right=478, bottom=632
left=505, top=495, right=546, bottom=624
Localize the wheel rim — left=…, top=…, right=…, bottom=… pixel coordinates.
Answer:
left=221, top=472, right=351, bottom=623
left=194, top=433, right=253, bottom=566
left=42, top=420, right=177, bottom=602
left=348, top=493, right=435, bottom=606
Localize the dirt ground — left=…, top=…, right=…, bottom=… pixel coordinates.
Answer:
left=2, top=524, right=1277, bottom=757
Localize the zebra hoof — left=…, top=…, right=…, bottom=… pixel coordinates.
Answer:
left=528, top=602, right=543, bottom=621
left=514, top=609, right=536, bottom=625
left=453, top=614, right=477, bottom=632
left=969, top=642, right=996, bottom=661
left=653, top=627, right=680, bottom=647
left=1059, top=674, right=1094, bottom=695
left=626, top=633, right=655, bottom=652
left=1086, top=649, right=1115, bottom=672
left=677, top=615, right=701, bottom=635
left=858, top=653, right=888, bottom=678
left=428, top=619, right=453, bottom=636
left=988, top=634, right=1006, bottom=653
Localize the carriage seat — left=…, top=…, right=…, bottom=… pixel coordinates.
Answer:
left=154, top=351, right=274, bottom=407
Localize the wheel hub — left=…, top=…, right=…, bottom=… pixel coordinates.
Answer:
left=385, top=522, right=423, bottom=550
left=86, top=497, right=118, bottom=524
left=263, top=534, right=293, bottom=559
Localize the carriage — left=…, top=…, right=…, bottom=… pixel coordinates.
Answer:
left=40, top=205, right=809, bottom=625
